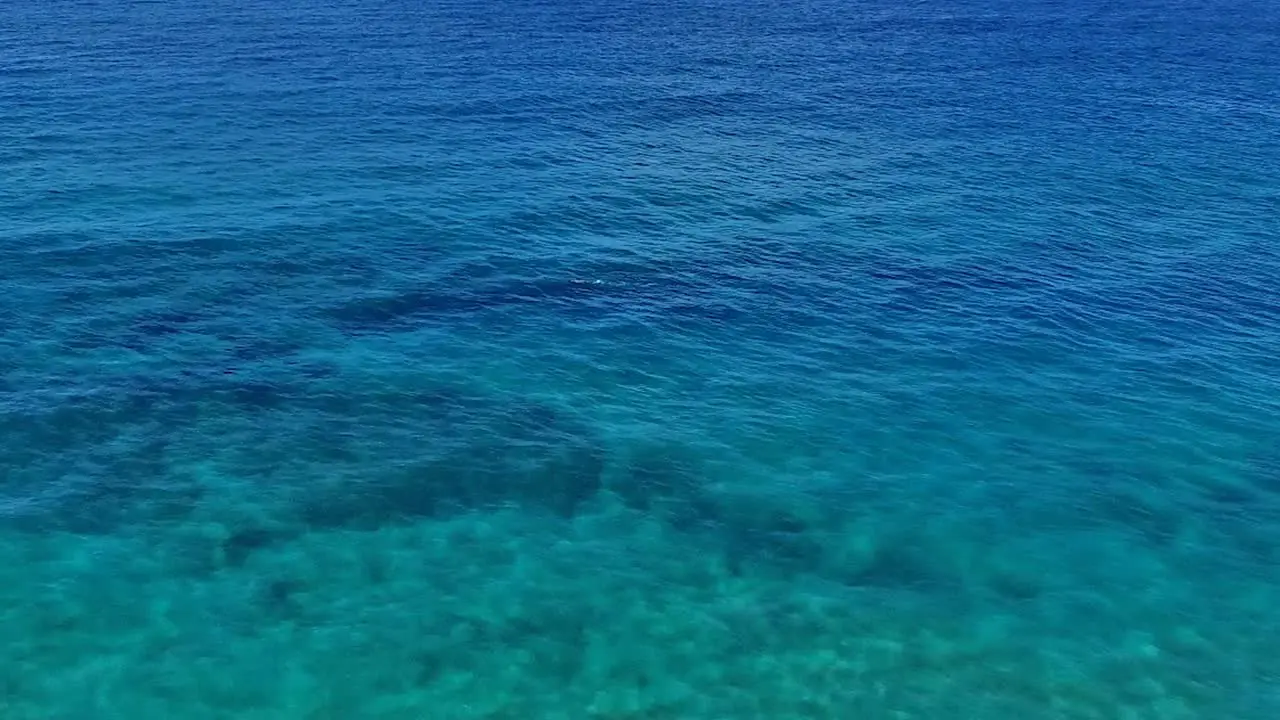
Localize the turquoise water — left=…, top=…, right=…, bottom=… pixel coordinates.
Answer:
left=3, top=0, right=1279, bottom=716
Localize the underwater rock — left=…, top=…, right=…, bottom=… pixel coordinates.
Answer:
left=131, top=308, right=203, bottom=337
left=0, top=460, right=204, bottom=535
left=1082, top=483, right=1184, bottom=546
left=0, top=382, right=208, bottom=534
left=325, top=274, right=607, bottom=332
left=1248, top=447, right=1280, bottom=496
left=605, top=442, right=890, bottom=582
left=607, top=441, right=719, bottom=531
left=326, top=288, right=483, bottom=329
left=222, top=525, right=296, bottom=567
left=1198, top=476, right=1265, bottom=509
left=838, top=534, right=956, bottom=591
left=259, top=577, right=307, bottom=618
left=0, top=370, right=303, bottom=535
left=298, top=399, right=606, bottom=529
left=709, top=488, right=834, bottom=578
left=298, top=444, right=605, bottom=528
left=867, top=254, right=1049, bottom=295
left=324, top=255, right=728, bottom=335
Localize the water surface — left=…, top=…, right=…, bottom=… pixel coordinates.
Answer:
left=2, top=0, right=1279, bottom=717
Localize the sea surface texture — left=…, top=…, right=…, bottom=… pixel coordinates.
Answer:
left=3, top=0, right=1279, bottom=717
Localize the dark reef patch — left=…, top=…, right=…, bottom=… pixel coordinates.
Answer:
left=607, top=441, right=719, bottom=531
left=4, top=366, right=985, bottom=596
left=0, top=366, right=314, bottom=534
left=323, top=255, right=738, bottom=335
left=297, top=399, right=607, bottom=529
left=325, top=275, right=611, bottom=332
left=222, top=526, right=295, bottom=567
left=1248, top=447, right=1280, bottom=496
left=131, top=308, right=204, bottom=338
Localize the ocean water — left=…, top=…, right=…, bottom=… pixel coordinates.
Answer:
left=2, top=0, right=1279, bottom=716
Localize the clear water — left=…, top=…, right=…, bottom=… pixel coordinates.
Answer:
left=2, top=0, right=1279, bottom=716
